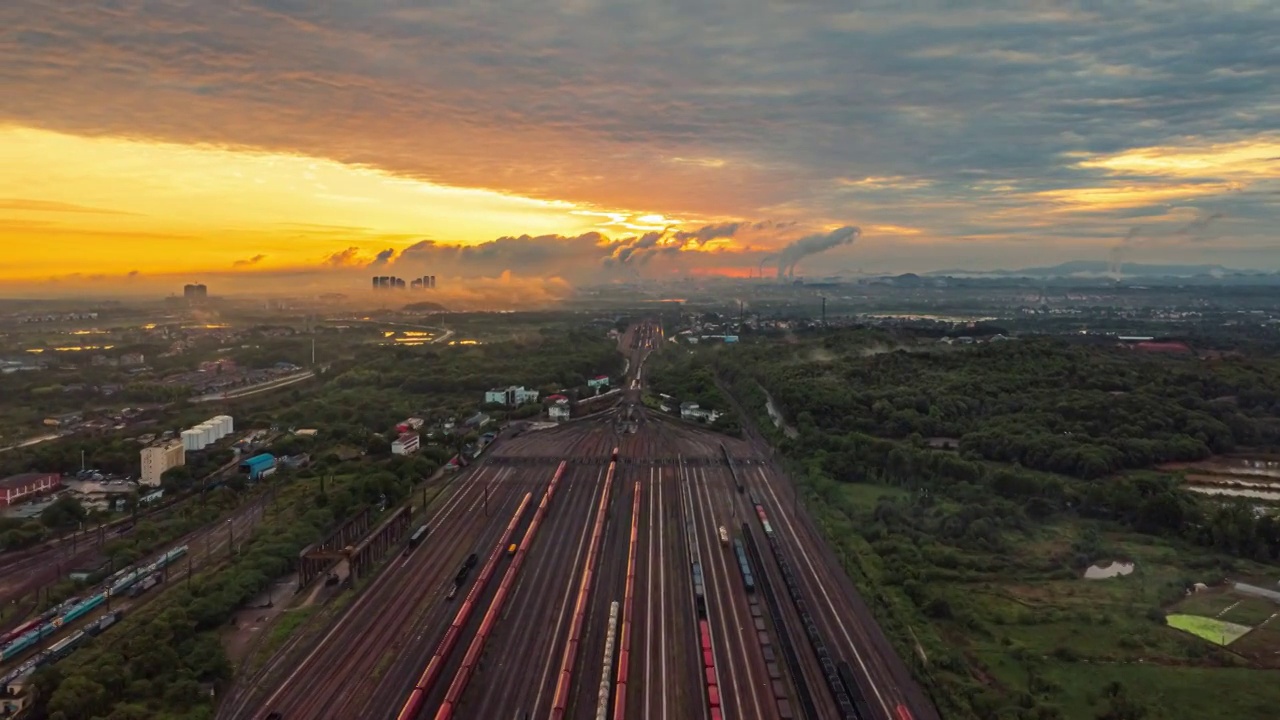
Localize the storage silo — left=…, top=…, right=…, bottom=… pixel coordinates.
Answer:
left=181, top=429, right=201, bottom=452
left=223, top=415, right=234, bottom=437
left=212, top=416, right=228, bottom=439
left=196, top=423, right=214, bottom=448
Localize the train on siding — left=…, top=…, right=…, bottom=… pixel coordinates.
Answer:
left=404, top=524, right=430, bottom=555
left=0, top=611, right=124, bottom=693
left=732, top=538, right=756, bottom=593
left=0, top=545, right=187, bottom=663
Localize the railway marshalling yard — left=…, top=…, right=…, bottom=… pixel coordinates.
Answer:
left=221, top=408, right=939, bottom=720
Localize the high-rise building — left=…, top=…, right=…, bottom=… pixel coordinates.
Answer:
left=183, top=283, right=208, bottom=302
left=141, top=441, right=185, bottom=486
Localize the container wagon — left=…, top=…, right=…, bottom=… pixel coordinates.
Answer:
left=405, top=524, right=429, bottom=554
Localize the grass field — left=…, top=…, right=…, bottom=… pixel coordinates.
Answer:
left=1218, top=595, right=1279, bottom=627
left=801, top=477, right=1280, bottom=720
left=1166, top=614, right=1252, bottom=645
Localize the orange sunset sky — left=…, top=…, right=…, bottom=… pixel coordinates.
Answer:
left=1, top=2, right=1276, bottom=295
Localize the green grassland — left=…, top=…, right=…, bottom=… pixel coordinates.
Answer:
left=1166, top=614, right=1251, bottom=645
left=808, top=484, right=1280, bottom=719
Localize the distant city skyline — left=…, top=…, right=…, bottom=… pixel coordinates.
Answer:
left=1, top=2, right=1277, bottom=298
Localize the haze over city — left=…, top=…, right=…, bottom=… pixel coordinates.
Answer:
left=2, top=1, right=1278, bottom=299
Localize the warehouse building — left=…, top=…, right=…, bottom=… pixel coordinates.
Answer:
left=0, top=472, right=61, bottom=508
left=140, top=440, right=185, bottom=486
left=484, top=386, right=539, bottom=407
left=238, top=453, right=276, bottom=481
left=548, top=397, right=571, bottom=422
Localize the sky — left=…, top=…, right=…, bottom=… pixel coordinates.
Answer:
left=1, top=0, right=1278, bottom=297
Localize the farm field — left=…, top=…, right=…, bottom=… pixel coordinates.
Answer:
left=1166, top=614, right=1251, bottom=645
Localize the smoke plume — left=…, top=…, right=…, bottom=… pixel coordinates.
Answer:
left=758, top=255, right=775, bottom=278
left=774, top=226, right=860, bottom=278
left=1108, top=226, right=1142, bottom=278
left=1174, top=212, right=1225, bottom=239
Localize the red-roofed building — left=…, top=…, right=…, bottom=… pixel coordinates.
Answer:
left=0, top=472, right=61, bottom=508
left=392, top=433, right=420, bottom=456
left=1134, top=341, right=1192, bottom=354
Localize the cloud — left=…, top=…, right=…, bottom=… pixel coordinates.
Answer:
left=0, top=198, right=140, bottom=215
left=323, top=246, right=364, bottom=266
left=0, top=1, right=1278, bottom=271
left=233, top=254, right=267, bottom=267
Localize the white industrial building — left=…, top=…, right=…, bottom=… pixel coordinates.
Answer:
left=181, top=415, right=235, bottom=451
left=484, top=386, right=540, bottom=407
left=548, top=398, right=571, bottom=422
left=680, top=402, right=721, bottom=424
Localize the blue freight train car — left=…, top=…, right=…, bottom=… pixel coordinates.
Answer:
left=0, top=545, right=188, bottom=662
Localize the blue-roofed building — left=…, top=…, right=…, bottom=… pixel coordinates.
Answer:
left=238, top=453, right=277, bottom=481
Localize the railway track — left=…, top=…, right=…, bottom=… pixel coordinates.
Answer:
left=226, top=320, right=937, bottom=720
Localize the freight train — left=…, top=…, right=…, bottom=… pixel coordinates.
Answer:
left=753, top=501, right=862, bottom=719
left=732, top=538, right=756, bottom=593
left=1, top=611, right=122, bottom=693
left=0, top=545, right=187, bottom=663
left=404, top=524, right=429, bottom=555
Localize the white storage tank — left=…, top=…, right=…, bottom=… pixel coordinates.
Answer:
left=181, top=429, right=201, bottom=452
left=223, top=415, right=234, bottom=437
left=196, top=423, right=214, bottom=448
left=216, top=415, right=233, bottom=439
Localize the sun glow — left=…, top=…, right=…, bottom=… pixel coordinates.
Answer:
left=0, top=126, right=668, bottom=280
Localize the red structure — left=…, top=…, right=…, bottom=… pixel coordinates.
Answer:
left=0, top=472, right=61, bottom=508
left=1134, top=341, right=1192, bottom=354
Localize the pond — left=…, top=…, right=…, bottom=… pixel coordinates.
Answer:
left=1084, top=561, right=1135, bottom=579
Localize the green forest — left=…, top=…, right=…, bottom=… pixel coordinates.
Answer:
left=714, top=328, right=1280, bottom=720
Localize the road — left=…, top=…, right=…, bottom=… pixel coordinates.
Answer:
left=192, top=371, right=316, bottom=403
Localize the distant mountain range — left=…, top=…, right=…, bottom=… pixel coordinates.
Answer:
left=929, top=261, right=1270, bottom=278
